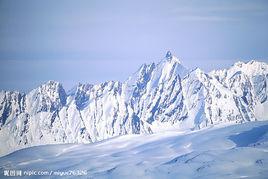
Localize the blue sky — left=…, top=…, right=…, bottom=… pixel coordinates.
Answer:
left=0, top=0, right=268, bottom=92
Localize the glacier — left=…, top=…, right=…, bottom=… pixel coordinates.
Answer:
left=0, top=51, right=267, bottom=156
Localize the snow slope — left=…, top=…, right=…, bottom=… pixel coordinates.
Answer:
left=0, top=121, right=268, bottom=178
left=0, top=51, right=267, bottom=156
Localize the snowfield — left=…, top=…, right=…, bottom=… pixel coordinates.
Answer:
left=1, top=121, right=268, bottom=178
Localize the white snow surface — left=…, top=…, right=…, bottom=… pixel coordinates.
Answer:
left=0, top=51, right=268, bottom=156
left=0, top=121, right=268, bottom=178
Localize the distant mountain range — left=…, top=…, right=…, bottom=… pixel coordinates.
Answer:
left=0, top=51, right=267, bottom=156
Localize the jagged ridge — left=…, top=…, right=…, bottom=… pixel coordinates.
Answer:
left=0, top=51, right=267, bottom=156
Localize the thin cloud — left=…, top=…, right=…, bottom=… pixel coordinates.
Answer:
left=171, top=2, right=268, bottom=22
left=176, top=15, right=238, bottom=22
left=172, top=2, right=267, bottom=14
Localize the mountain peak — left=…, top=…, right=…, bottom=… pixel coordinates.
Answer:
left=165, top=51, right=172, bottom=59
left=164, top=51, right=181, bottom=64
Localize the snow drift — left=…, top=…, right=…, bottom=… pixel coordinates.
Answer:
left=0, top=121, right=268, bottom=178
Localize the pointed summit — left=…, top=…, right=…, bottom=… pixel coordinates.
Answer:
left=165, top=51, right=172, bottom=59
left=164, top=50, right=181, bottom=64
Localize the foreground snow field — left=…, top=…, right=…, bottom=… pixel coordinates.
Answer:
left=0, top=121, right=268, bottom=178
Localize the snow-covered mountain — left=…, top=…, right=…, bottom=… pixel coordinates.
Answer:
left=0, top=51, right=267, bottom=156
